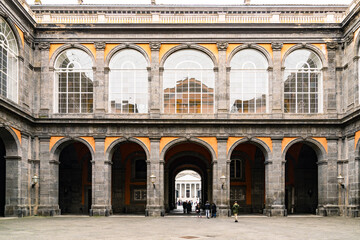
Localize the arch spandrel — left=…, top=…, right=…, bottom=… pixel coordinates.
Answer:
left=198, top=43, right=218, bottom=61
left=281, top=138, right=327, bottom=162
left=159, top=44, right=180, bottom=63
left=0, top=127, right=21, bottom=156
left=136, top=44, right=152, bottom=62
left=49, top=136, right=65, bottom=151
left=10, top=127, right=21, bottom=145
left=355, top=131, right=360, bottom=151
left=282, top=137, right=299, bottom=153
left=79, top=137, right=95, bottom=153
left=311, top=137, right=328, bottom=153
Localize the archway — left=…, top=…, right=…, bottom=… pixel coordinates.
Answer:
left=111, top=142, right=147, bottom=214
left=0, top=138, right=5, bottom=216
left=58, top=141, right=92, bottom=214
left=164, top=142, right=213, bottom=213
left=285, top=142, right=318, bottom=214
left=229, top=143, right=265, bottom=214
left=174, top=170, right=202, bottom=213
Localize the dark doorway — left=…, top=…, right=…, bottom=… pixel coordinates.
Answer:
left=111, top=142, right=147, bottom=214
left=59, top=142, right=92, bottom=214
left=230, top=143, right=265, bottom=214
left=285, top=143, right=318, bottom=214
left=0, top=138, right=5, bottom=217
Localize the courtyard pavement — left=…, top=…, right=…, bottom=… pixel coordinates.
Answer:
left=0, top=214, right=359, bottom=240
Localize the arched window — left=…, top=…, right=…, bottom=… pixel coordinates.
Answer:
left=230, top=49, right=268, bottom=113
left=284, top=49, right=322, bottom=113
left=0, top=17, right=18, bottom=103
left=54, top=49, right=93, bottom=113
left=163, top=49, right=215, bottom=114
left=109, top=49, right=148, bottom=113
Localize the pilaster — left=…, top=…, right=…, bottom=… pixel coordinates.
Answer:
left=94, top=42, right=106, bottom=115
left=149, top=42, right=161, bottom=118
left=38, top=42, right=51, bottom=117
left=271, top=42, right=283, bottom=115
left=215, top=137, right=229, bottom=216
left=216, top=42, right=228, bottom=118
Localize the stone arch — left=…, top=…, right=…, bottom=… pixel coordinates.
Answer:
left=160, top=137, right=217, bottom=163
left=281, top=44, right=328, bottom=69
left=355, top=136, right=360, bottom=159
left=227, top=137, right=271, bottom=162
left=105, top=137, right=150, bottom=162
left=227, top=44, right=273, bottom=69
left=281, top=137, right=327, bottom=163
left=159, top=43, right=218, bottom=68
left=0, top=126, right=21, bottom=157
left=50, top=137, right=95, bottom=162
left=0, top=14, right=23, bottom=56
left=104, top=44, right=150, bottom=68
left=49, top=44, right=96, bottom=68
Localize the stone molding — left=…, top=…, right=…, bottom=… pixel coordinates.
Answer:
left=24, top=32, right=34, bottom=47
left=38, top=42, right=50, bottom=51
left=271, top=42, right=283, bottom=51
left=4, top=156, right=21, bottom=161
left=28, top=159, right=40, bottom=163
left=326, top=41, right=338, bottom=50
left=149, top=42, right=161, bottom=51
left=345, top=32, right=354, bottom=46
left=216, top=42, right=228, bottom=51
left=94, top=42, right=106, bottom=50
left=0, top=8, right=9, bottom=19
left=49, top=160, right=60, bottom=165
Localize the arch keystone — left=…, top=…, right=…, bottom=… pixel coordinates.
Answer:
left=311, top=137, right=328, bottom=153
left=49, top=136, right=65, bottom=151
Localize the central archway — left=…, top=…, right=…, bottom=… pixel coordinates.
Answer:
left=163, top=141, right=213, bottom=213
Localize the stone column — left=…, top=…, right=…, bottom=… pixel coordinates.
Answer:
left=325, top=42, right=338, bottom=116
left=271, top=42, right=283, bottom=116
left=4, top=155, right=22, bottom=217
left=37, top=136, right=60, bottom=216
left=91, top=136, right=111, bottom=216
left=264, top=138, right=285, bottom=216
left=215, top=137, right=229, bottom=216
left=38, top=42, right=51, bottom=117
left=146, top=137, right=164, bottom=216
left=149, top=42, right=161, bottom=118
left=94, top=42, right=106, bottom=115
left=347, top=135, right=359, bottom=217
left=216, top=42, right=229, bottom=118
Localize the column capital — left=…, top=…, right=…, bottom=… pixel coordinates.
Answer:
left=216, top=42, right=229, bottom=51
left=326, top=41, right=339, bottom=50
left=149, top=42, right=161, bottom=51
left=271, top=42, right=283, bottom=51
left=38, top=42, right=50, bottom=51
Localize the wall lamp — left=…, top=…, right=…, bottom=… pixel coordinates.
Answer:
left=337, top=174, right=345, bottom=189
left=220, top=175, right=226, bottom=189
left=150, top=174, right=156, bottom=188
left=32, top=175, right=39, bottom=188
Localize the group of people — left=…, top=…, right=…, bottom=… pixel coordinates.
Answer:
left=181, top=200, right=194, bottom=214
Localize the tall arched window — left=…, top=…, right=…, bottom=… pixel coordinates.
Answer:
left=284, top=49, right=322, bottom=113
left=109, top=49, right=148, bottom=113
left=54, top=49, right=93, bottom=113
left=0, top=17, right=18, bottom=103
left=230, top=49, right=268, bottom=113
left=163, top=49, right=215, bottom=114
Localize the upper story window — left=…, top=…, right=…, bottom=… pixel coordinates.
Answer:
left=54, top=49, right=93, bottom=113
left=284, top=49, right=322, bottom=113
left=0, top=17, right=18, bottom=103
left=109, top=49, right=148, bottom=113
left=163, top=49, right=215, bottom=114
left=230, top=49, right=268, bottom=113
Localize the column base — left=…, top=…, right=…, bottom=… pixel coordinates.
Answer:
left=145, top=205, right=165, bottom=217
left=316, top=205, right=340, bottom=216
left=5, top=205, right=30, bottom=217
left=37, top=205, right=61, bottom=216
left=90, top=205, right=112, bottom=216
left=217, top=204, right=230, bottom=217
left=263, top=205, right=286, bottom=217
left=346, top=205, right=359, bottom=217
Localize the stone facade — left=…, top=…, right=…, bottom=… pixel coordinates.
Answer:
left=0, top=0, right=359, bottom=217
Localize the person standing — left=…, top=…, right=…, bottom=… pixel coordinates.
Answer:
left=211, top=202, right=217, bottom=218
left=195, top=203, right=201, bottom=218
left=183, top=201, right=187, bottom=214
left=204, top=201, right=211, bottom=219
left=187, top=200, right=192, bottom=214
left=232, top=201, right=240, bottom=222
